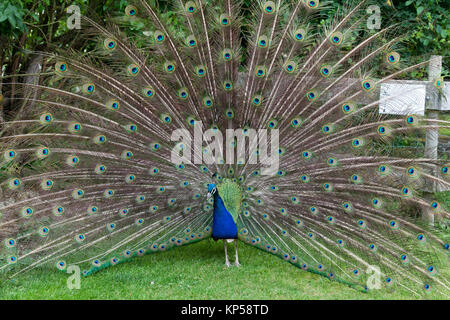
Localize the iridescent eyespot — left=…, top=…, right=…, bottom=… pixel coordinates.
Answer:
left=177, top=88, right=190, bottom=101
left=290, top=116, right=302, bottom=128
left=186, top=35, right=197, bottom=48
left=327, top=157, right=338, bottom=166
left=377, top=164, right=390, bottom=175
left=121, top=150, right=133, bottom=160
left=125, top=174, right=136, bottom=184
left=55, top=61, right=68, bottom=74
left=56, top=260, right=67, bottom=270
left=106, top=99, right=120, bottom=110
left=219, top=14, right=231, bottom=26
left=251, top=94, right=263, bottom=107
left=119, top=208, right=129, bottom=217
left=160, top=114, right=173, bottom=124
left=302, top=151, right=312, bottom=159
left=225, top=108, right=235, bottom=119
left=400, top=186, right=412, bottom=198
left=4, top=149, right=18, bottom=161
left=40, top=112, right=54, bottom=125
left=350, top=174, right=362, bottom=184
left=5, top=238, right=16, bottom=248
left=306, top=0, right=319, bottom=9
left=322, top=182, right=333, bottom=192
left=154, top=31, right=165, bottom=43
left=426, top=265, right=437, bottom=276
left=441, top=166, right=448, bottom=175
left=127, top=64, right=140, bottom=76
left=389, top=220, right=399, bottom=230
left=361, top=79, right=376, bottom=92
left=293, top=28, right=306, bottom=41
left=202, top=96, right=213, bottom=108
left=342, top=102, right=355, bottom=114
left=7, top=255, right=17, bottom=264
left=223, top=81, right=233, bottom=91
left=185, top=1, right=197, bottom=14
left=306, top=89, right=319, bottom=101
left=68, top=122, right=82, bottom=134
left=434, top=77, right=444, bottom=89
left=329, top=31, right=343, bottom=45
left=377, top=125, right=390, bottom=136
left=38, top=227, right=50, bottom=237
left=93, top=134, right=107, bottom=145
left=82, top=83, right=96, bottom=94
left=322, top=124, right=334, bottom=134
left=149, top=142, right=161, bottom=152
left=136, top=218, right=144, bottom=226
left=125, top=5, right=138, bottom=17
left=67, top=155, right=80, bottom=167
left=222, top=49, right=233, bottom=61
left=164, top=61, right=176, bottom=73
left=72, top=189, right=85, bottom=199
left=342, top=201, right=353, bottom=212
left=94, top=164, right=107, bottom=175
left=386, top=51, right=400, bottom=65
left=400, top=254, right=409, bottom=263
left=405, top=115, right=418, bottom=126
left=104, top=38, right=116, bottom=50
left=284, top=61, right=297, bottom=74
left=104, top=189, right=115, bottom=198
left=141, top=86, right=155, bottom=98
left=267, top=119, right=278, bottom=129
left=416, top=233, right=426, bottom=243
left=75, top=233, right=86, bottom=243
left=310, top=206, right=318, bottom=215
left=320, top=65, right=332, bottom=77
left=258, top=35, right=269, bottom=48
left=40, top=179, right=54, bottom=190
left=351, top=138, right=364, bottom=148
left=195, top=65, right=206, bottom=77
left=8, top=178, right=22, bottom=190
left=406, top=166, right=419, bottom=179
left=255, top=65, right=267, bottom=78
left=263, top=1, right=276, bottom=14
left=300, top=174, right=310, bottom=183
left=157, top=186, right=166, bottom=194
left=371, top=198, right=383, bottom=208
left=53, top=206, right=65, bottom=216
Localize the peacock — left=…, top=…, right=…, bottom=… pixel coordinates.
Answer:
left=0, top=0, right=449, bottom=297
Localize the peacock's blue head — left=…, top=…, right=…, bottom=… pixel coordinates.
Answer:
left=208, top=183, right=216, bottom=193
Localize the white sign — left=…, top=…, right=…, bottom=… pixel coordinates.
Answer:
left=379, top=82, right=426, bottom=115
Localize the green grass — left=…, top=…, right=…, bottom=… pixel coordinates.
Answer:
left=0, top=239, right=447, bottom=300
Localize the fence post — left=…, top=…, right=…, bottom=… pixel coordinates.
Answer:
left=423, top=55, right=442, bottom=226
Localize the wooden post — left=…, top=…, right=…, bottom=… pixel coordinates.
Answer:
left=423, top=55, right=442, bottom=226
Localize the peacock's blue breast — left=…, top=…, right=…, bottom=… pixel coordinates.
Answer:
left=212, top=194, right=238, bottom=239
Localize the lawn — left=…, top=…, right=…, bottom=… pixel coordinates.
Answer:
left=0, top=238, right=447, bottom=300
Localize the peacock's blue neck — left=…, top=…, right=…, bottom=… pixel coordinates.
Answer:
left=212, top=193, right=238, bottom=239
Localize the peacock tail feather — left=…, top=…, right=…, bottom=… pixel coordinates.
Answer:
left=0, top=0, right=449, bottom=297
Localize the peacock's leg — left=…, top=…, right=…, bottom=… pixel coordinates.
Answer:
left=234, top=239, right=240, bottom=267
left=224, top=240, right=231, bottom=267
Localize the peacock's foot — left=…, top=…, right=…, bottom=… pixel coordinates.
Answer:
left=225, top=261, right=231, bottom=268
left=235, top=262, right=241, bottom=268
